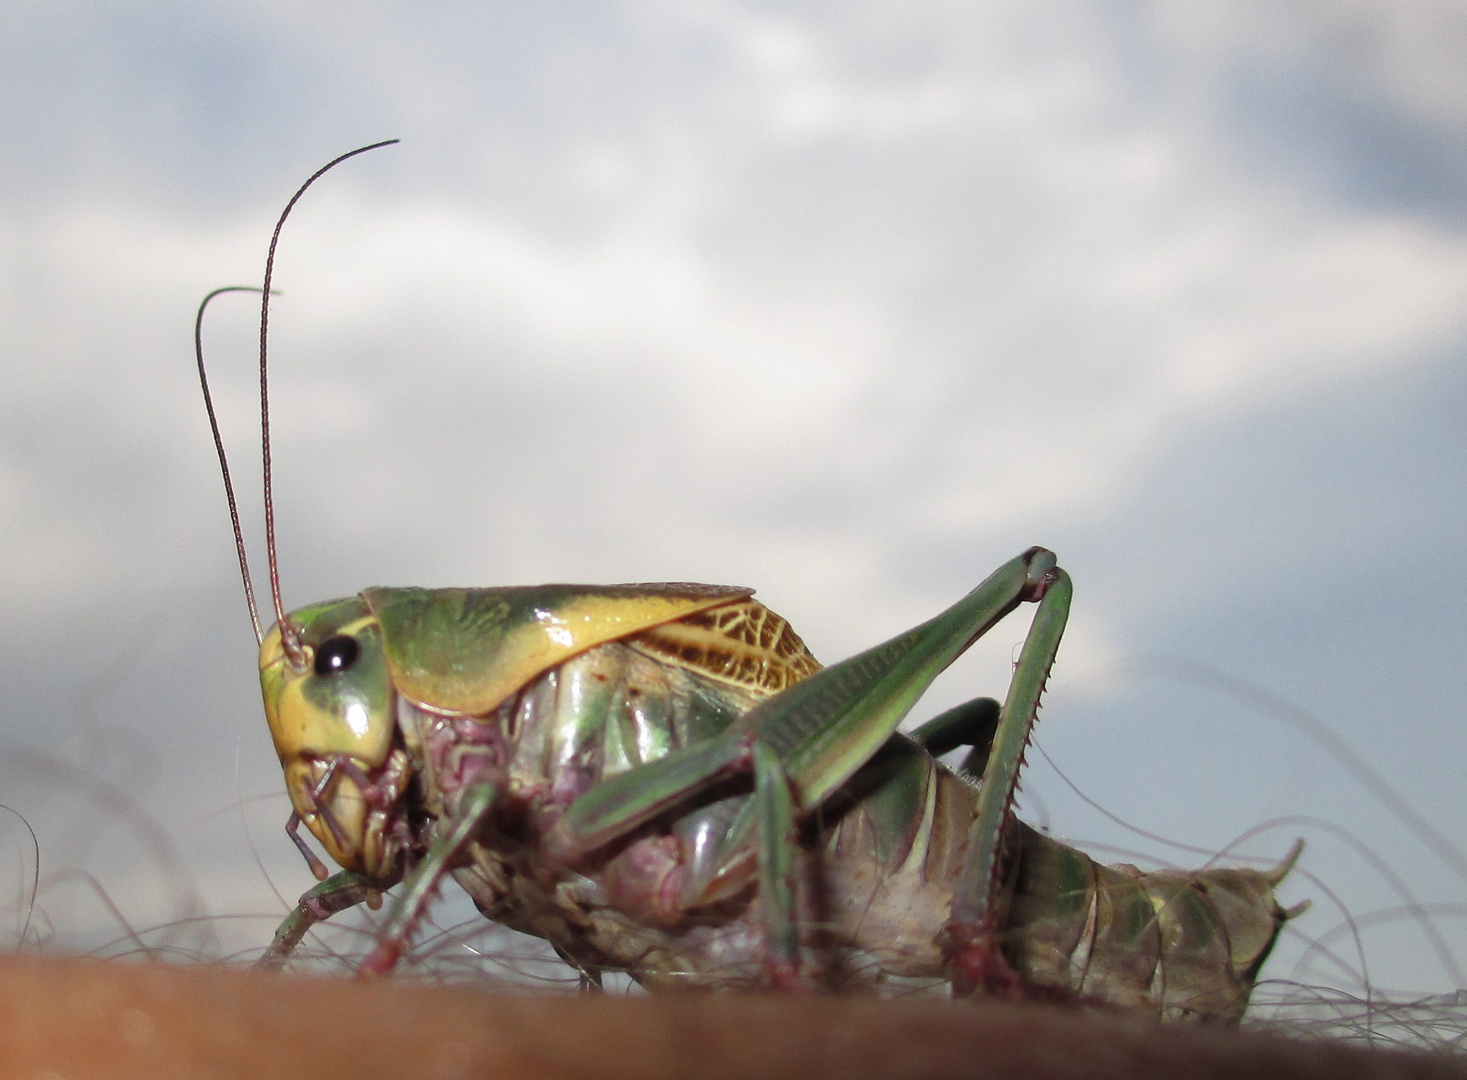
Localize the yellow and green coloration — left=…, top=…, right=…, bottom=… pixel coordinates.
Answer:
left=209, top=143, right=1300, bottom=1021
left=258, top=550, right=1301, bottom=1021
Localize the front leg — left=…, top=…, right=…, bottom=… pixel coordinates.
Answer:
left=258, top=870, right=379, bottom=970
left=359, top=779, right=501, bottom=976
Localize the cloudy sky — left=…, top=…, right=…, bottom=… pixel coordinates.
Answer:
left=1, top=2, right=1465, bottom=1003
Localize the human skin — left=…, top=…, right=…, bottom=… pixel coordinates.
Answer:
left=0, top=956, right=1459, bottom=1080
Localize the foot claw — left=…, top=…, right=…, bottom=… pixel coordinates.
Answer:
left=763, top=959, right=812, bottom=993
left=357, top=938, right=404, bottom=978
left=945, top=921, right=1026, bottom=1000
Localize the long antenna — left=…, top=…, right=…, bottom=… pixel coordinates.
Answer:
left=194, top=285, right=273, bottom=644
left=257, top=140, right=400, bottom=667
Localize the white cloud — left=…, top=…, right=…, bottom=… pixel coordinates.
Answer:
left=0, top=0, right=1463, bottom=1004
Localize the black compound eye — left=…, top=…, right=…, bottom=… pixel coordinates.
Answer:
left=314, top=634, right=360, bottom=677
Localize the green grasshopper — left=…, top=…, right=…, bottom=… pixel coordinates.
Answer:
left=202, top=145, right=1303, bottom=1021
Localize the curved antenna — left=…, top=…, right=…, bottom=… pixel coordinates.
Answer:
left=257, top=140, right=400, bottom=667
left=195, top=285, right=273, bottom=644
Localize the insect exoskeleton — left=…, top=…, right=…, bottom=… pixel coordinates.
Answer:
left=202, top=144, right=1304, bottom=1019
left=258, top=582, right=803, bottom=886
left=255, top=574, right=1300, bottom=1018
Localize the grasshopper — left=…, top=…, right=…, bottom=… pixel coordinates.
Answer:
left=202, top=145, right=1303, bottom=1021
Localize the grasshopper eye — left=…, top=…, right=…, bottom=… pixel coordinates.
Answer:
left=314, top=634, right=360, bottom=676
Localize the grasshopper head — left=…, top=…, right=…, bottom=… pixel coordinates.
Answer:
left=259, top=596, right=408, bottom=878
